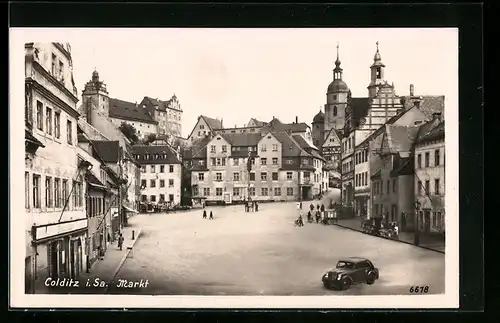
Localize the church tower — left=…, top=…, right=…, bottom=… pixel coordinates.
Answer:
left=367, top=41, right=386, bottom=98
left=80, top=70, right=109, bottom=126
left=324, top=44, right=349, bottom=134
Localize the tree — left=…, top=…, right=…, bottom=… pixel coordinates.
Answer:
left=143, top=133, right=157, bottom=145
left=119, top=122, right=139, bottom=144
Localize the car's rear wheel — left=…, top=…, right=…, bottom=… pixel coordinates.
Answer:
left=366, top=272, right=376, bottom=285
left=341, top=277, right=352, bottom=290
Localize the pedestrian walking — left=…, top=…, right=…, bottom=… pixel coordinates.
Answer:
left=203, top=210, right=207, bottom=219
left=309, top=204, right=314, bottom=213
left=117, top=233, right=124, bottom=251
left=255, top=201, right=259, bottom=212
left=315, top=211, right=320, bottom=223
left=307, top=210, right=312, bottom=222
left=299, top=202, right=303, bottom=209
left=209, top=211, right=214, bottom=220
left=316, top=204, right=320, bottom=211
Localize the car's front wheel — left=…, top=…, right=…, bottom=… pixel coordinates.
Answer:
left=366, top=272, right=376, bottom=285
left=341, top=277, right=352, bottom=290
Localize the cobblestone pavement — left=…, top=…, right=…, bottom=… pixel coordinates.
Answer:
left=111, top=201, right=445, bottom=296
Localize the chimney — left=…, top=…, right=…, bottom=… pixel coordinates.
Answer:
left=295, top=116, right=298, bottom=124
left=432, top=112, right=442, bottom=122
left=410, top=84, right=414, bottom=97
left=221, top=118, right=223, bottom=128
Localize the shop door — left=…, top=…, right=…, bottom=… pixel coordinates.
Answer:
left=49, top=241, right=59, bottom=279
left=25, top=256, right=32, bottom=294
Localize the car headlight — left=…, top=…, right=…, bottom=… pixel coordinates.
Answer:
left=337, top=274, right=343, bottom=280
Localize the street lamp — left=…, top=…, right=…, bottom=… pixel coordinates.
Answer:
left=414, top=200, right=421, bottom=246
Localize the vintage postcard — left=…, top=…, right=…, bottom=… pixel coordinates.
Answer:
left=10, top=28, right=459, bottom=308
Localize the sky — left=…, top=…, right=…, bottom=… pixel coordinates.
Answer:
left=14, top=28, right=457, bottom=138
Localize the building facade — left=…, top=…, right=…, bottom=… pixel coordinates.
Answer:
left=139, top=95, right=183, bottom=139
left=189, top=130, right=325, bottom=204
left=24, top=42, right=89, bottom=293
left=414, top=120, right=445, bottom=234
left=132, top=143, right=183, bottom=206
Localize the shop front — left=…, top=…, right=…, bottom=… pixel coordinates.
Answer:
left=31, top=218, right=88, bottom=291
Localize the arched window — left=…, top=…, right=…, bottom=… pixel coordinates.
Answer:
left=333, top=106, right=338, bottom=116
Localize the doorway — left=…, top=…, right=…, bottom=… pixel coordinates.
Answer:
left=25, top=256, right=32, bottom=294
left=424, top=210, right=431, bottom=233
left=301, top=187, right=312, bottom=201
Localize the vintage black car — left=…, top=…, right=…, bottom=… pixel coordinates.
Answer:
left=322, top=257, right=379, bottom=290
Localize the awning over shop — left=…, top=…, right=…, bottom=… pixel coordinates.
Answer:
left=123, top=206, right=139, bottom=213
left=86, top=171, right=107, bottom=190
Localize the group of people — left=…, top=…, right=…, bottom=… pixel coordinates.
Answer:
left=202, top=209, right=214, bottom=220
left=295, top=201, right=338, bottom=227
left=244, top=199, right=259, bottom=212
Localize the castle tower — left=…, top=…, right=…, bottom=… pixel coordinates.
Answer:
left=367, top=41, right=386, bottom=98
left=80, top=70, right=109, bottom=125
left=324, top=43, right=349, bottom=133
left=311, top=108, right=325, bottom=149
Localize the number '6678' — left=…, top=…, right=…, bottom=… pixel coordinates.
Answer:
left=410, top=286, right=429, bottom=293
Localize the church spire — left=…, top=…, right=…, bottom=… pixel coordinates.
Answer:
left=333, top=42, right=343, bottom=80
left=371, top=41, right=385, bottom=67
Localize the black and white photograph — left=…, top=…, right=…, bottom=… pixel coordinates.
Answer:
left=11, top=27, right=459, bottom=308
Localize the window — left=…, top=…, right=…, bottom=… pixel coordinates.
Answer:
left=141, top=166, right=146, bottom=173
left=261, top=172, right=267, bottom=181
left=210, top=145, right=216, bottom=153
left=286, top=172, right=293, bottom=180
left=233, top=172, right=239, bottom=181
left=435, top=149, right=440, bottom=166
left=203, top=188, right=210, bottom=196
left=216, top=188, right=223, bottom=196
left=150, top=165, right=155, bottom=173
left=141, top=195, right=148, bottom=202
left=221, top=145, right=227, bottom=153
left=160, top=165, right=165, bottom=173
left=141, top=179, right=147, bottom=188
left=54, top=178, right=61, bottom=207
left=271, top=157, right=278, bottom=165
left=417, top=180, right=422, bottom=195
left=425, top=152, right=430, bottom=167
left=392, top=179, right=397, bottom=193
left=160, top=179, right=165, bottom=188
left=169, top=179, right=174, bottom=187
left=54, top=112, right=60, bottom=138
left=66, top=120, right=72, bottom=145
left=233, top=188, right=240, bottom=196
left=216, top=173, right=222, bottom=181
left=45, top=176, right=52, bottom=208
left=249, top=187, right=255, bottom=196
left=169, top=165, right=174, bottom=173
left=333, top=106, right=337, bottom=116
left=287, top=187, right=294, bottom=196
left=25, top=172, right=30, bottom=209
left=435, top=178, right=440, bottom=195
left=272, top=144, right=278, bottom=152
left=233, top=158, right=239, bottom=166
left=249, top=173, right=255, bottom=181
left=386, top=180, right=390, bottom=194
left=51, top=54, right=57, bottom=75
left=36, top=101, right=43, bottom=131
left=200, top=124, right=205, bottom=129
left=150, top=195, right=156, bottom=202
left=272, top=172, right=278, bottom=181
left=274, top=187, right=281, bottom=196
left=62, top=179, right=68, bottom=207
left=159, top=194, right=165, bottom=202
left=376, top=67, right=381, bottom=79
left=261, top=187, right=268, bottom=196
left=150, top=179, right=156, bottom=188
left=261, top=158, right=267, bottom=165
left=261, top=144, right=267, bottom=152
left=45, top=107, right=52, bottom=135
left=198, top=173, right=204, bottom=181
left=425, top=180, right=430, bottom=195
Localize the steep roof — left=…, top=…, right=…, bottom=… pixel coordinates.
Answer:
left=92, top=140, right=121, bottom=163
left=273, top=132, right=308, bottom=158
left=248, top=118, right=267, bottom=127
left=385, top=125, right=421, bottom=153
left=265, top=121, right=309, bottom=133
left=201, top=115, right=223, bottom=130
left=402, top=95, right=445, bottom=121
left=132, top=144, right=181, bottom=164
left=109, top=98, right=157, bottom=124
left=313, top=110, right=325, bottom=123
left=182, top=136, right=211, bottom=159
left=416, top=121, right=445, bottom=144
left=219, top=133, right=262, bottom=146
